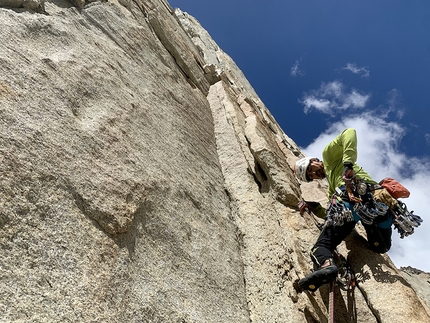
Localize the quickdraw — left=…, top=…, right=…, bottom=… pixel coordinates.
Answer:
left=333, top=249, right=356, bottom=290
left=325, top=194, right=354, bottom=227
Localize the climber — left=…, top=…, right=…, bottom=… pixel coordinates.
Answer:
left=294, top=128, right=393, bottom=292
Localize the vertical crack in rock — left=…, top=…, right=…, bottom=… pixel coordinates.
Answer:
left=356, top=284, right=383, bottom=323
left=253, top=160, right=269, bottom=194
left=131, top=0, right=210, bottom=94
left=244, top=136, right=269, bottom=194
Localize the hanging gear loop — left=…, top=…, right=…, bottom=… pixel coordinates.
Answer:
left=325, top=194, right=354, bottom=227
left=392, top=201, right=423, bottom=238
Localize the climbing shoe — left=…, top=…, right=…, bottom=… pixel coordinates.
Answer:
left=298, top=264, right=338, bottom=292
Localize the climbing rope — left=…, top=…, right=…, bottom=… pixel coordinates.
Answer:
left=329, top=280, right=335, bottom=323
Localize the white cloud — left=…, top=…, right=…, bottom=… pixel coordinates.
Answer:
left=302, top=116, right=430, bottom=271
left=301, top=97, right=331, bottom=113
left=343, top=63, right=370, bottom=77
left=300, top=81, right=370, bottom=115
left=383, top=88, right=406, bottom=120
left=290, top=57, right=305, bottom=77
left=337, top=90, right=370, bottom=111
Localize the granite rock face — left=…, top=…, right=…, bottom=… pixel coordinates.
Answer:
left=401, top=266, right=430, bottom=311
left=0, top=1, right=429, bottom=322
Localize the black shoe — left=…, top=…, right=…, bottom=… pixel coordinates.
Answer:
left=298, top=264, right=338, bottom=292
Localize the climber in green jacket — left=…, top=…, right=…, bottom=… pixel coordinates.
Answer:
left=294, top=128, right=393, bottom=292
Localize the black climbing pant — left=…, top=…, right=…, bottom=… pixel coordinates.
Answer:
left=311, top=219, right=392, bottom=266
left=311, top=220, right=357, bottom=266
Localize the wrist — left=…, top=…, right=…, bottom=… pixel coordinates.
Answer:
left=343, top=162, right=353, bottom=170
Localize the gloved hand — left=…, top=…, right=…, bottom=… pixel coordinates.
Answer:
left=298, top=201, right=322, bottom=215
left=342, top=162, right=354, bottom=183
left=298, top=200, right=309, bottom=215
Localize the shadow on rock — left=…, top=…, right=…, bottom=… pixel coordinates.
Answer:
left=344, top=229, right=411, bottom=287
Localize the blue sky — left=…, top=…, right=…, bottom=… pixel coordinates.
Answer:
left=168, top=0, right=430, bottom=271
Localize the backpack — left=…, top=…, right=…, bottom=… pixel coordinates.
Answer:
left=379, top=177, right=410, bottom=199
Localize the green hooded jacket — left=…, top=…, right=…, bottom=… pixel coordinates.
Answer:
left=322, top=128, right=377, bottom=197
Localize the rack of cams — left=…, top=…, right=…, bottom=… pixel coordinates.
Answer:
left=337, top=178, right=423, bottom=239
left=392, top=201, right=423, bottom=238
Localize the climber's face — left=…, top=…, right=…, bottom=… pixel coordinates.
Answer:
left=307, top=158, right=326, bottom=180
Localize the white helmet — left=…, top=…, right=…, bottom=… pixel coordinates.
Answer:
left=295, top=157, right=313, bottom=182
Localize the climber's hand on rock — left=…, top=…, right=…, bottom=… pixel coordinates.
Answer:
left=298, top=201, right=309, bottom=215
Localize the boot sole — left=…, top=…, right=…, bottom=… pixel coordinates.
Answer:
left=298, top=265, right=338, bottom=292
